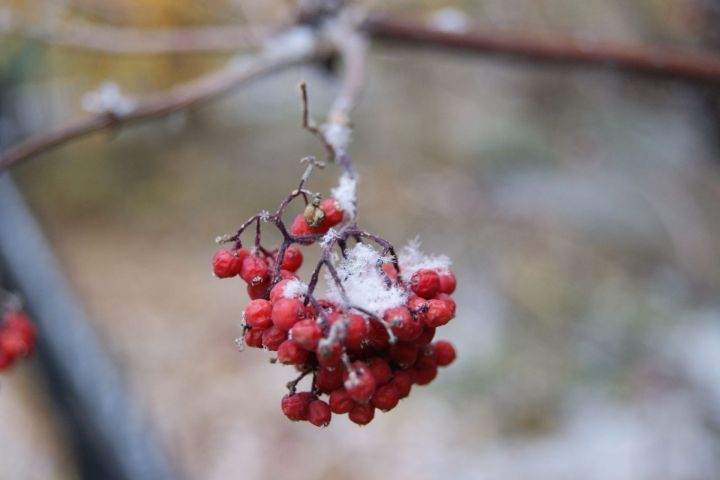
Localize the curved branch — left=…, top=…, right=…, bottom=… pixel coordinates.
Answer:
left=0, top=30, right=332, bottom=172
left=363, top=15, right=720, bottom=85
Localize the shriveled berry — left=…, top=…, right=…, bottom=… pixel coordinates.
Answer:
left=307, top=399, right=332, bottom=427
left=212, top=249, right=244, bottom=278
left=343, top=361, right=377, bottom=403
left=411, top=269, right=440, bottom=299
left=261, top=326, right=287, bottom=351
left=390, top=341, right=419, bottom=369
left=244, top=327, right=265, bottom=348
left=437, top=269, right=457, bottom=294
left=385, top=306, right=422, bottom=342
left=279, top=246, right=303, bottom=272
left=240, top=255, right=270, bottom=285
left=425, top=298, right=454, bottom=327
left=244, top=299, right=273, bottom=329
left=272, top=298, right=306, bottom=331
left=277, top=340, right=309, bottom=365
left=281, top=392, right=313, bottom=421
left=348, top=403, right=375, bottom=426
left=371, top=384, right=400, bottom=412
left=315, top=366, right=344, bottom=393
left=329, top=388, right=354, bottom=414
left=390, top=371, right=413, bottom=398
left=434, top=340, right=456, bottom=366
left=367, top=358, right=393, bottom=385
left=290, top=319, right=322, bottom=351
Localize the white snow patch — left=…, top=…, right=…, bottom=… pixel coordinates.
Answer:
left=321, top=228, right=341, bottom=248
left=330, top=172, right=357, bottom=219
left=325, top=243, right=407, bottom=317
left=429, top=7, right=470, bottom=33
left=282, top=279, right=308, bottom=299
left=322, top=123, right=351, bottom=152
left=81, top=81, right=135, bottom=115
left=398, top=237, right=451, bottom=282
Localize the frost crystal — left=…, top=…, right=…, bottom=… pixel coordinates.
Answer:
left=283, top=279, right=308, bottom=299
left=398, top=237, right=452, bottom=283
left=330, top=172, right=357, bottom=219
left=259, top=210, right=271, bottom=222
left=325, top=243, right=407, bottom=317
left=81, top=81, right=135, bottom=115
left=321, top=228, right=340, bottom=248
left=322, top=123, right=352, bottom=153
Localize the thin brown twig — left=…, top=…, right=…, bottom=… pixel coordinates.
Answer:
left=363, top=14, right=720, bottom=85
left=0, top=32, right=332, bottom=172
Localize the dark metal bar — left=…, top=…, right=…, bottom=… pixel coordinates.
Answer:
left=0, top=174, right=180, bottom=480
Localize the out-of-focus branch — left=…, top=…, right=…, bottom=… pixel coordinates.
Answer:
left=1, top=20, right=274, bottom=54
left=0, top=28, right=332, bottom=172
left=363, top=15, right=720, bottom=85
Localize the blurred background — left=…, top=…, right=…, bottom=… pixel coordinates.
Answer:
left=1, top=0, right=720, bottom=479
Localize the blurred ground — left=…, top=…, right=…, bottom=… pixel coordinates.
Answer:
left=2, top=1, right=720, bottom=479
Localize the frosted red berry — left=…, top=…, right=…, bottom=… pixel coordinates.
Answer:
left=279, top=246, right=303, bottom=272
left=437, top=269, right=457, bottom=294
left=410, top=269, right=440, bottom=299
left=240, top=255, right=270, bottom=286
left=261, top=326, right=287, bottom=351
left=244, top=327, right=265, bottom=348
left=319, top=198, right=344, bottom=230
left=277, top=340, right=309, bottom=365
left=343, top=361, right=377, bottom=403
left=424, top=298, right=454, bottom=327
left=385, top=306, right=422, bottom=342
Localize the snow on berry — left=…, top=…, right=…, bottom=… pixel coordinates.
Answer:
left=212, top=159, right=458, bottom=426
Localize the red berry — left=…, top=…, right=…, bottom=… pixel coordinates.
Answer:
left=244, top=299, right=273, bottom=329
left=316, top=341, right=342, bottom=368
left=212, top=249, right=244, bottom=278
left=371, top=384, right=400, bottom=412
left=315, top=366, right=344, bottom=393
left=290, top=213, right=315, bottom=240
left=279, top=269, right=299, bottom=280
left=410, top=269, right=440, bottom=299
left=367, top=358, right=393, bottom=385
left=366, top=318, right=390, bottom=351
left=436, top=293, right=457, bottom=316
left=343, top=361, right=377, bottom=403
left=307, top=399, right=332, bottom=427
left=0, top=331, right=28, bottom=360
left=415, top=326, right=436, bottom=346
left=329, top=388, right=354, bottom=414
left=412, top=365, right=438, bottom=385
left=271, top=298, right=306, bottom=331
left=261, top=326, right=287, bottom=351
left=279, top=246, right=303, bottom=272
left=407, top=295, right=430, bottom=323
left=348, top=403, right=375, bottom=426
left=244, top=327, right=265, bottom=348
left=269, top=280, right=291, bottom=303
left=277, top=340, right=309, bottom=365
left=390, top=341, right=419, bottom=369
left=390, top=371, right=412, bottom=398
left=319, top=198, right=344, bottom=229
left=424, top=299, right=454, bottom=327
left=290, top=319, right=322, bottom=351
left=0, top=350, right=12, bottom=370
left=385, top=306, right=422, bottom=342
left=281, top=392, right=313, bottom=421
left=415, top=344, right=438, bottom=369
left=345, top=314, right=368, bottom=352
left=240, top=255, right=270, bottom=285
left=437, top=269, right=457, bottom=294
left=4, top=311, right=36, bottom=344
left=434, top=340, right=456, bottom=366
left=246, top=282, right=268, bottom=300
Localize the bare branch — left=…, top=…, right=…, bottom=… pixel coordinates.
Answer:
left=363, top=15, right=720, bottom=85
left=0, top=29, right=332, bottom=172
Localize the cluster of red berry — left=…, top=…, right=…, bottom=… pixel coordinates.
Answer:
left=0, top=309, right=36, bottom=371
left=213, top=195, right=457, bottom=426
